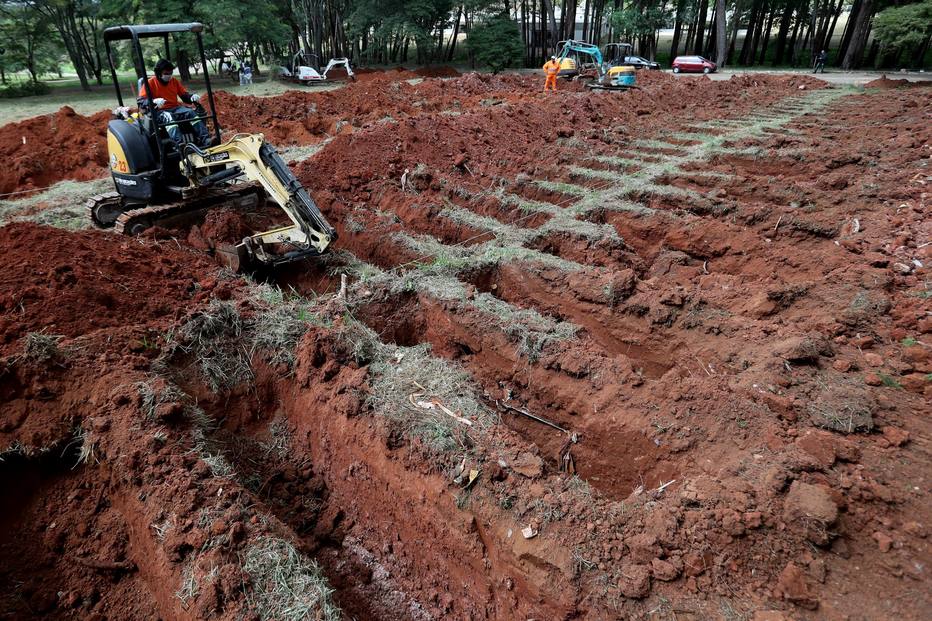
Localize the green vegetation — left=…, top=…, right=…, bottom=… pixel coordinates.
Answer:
left=168, top=300, right=252, bottom=391
left=0, top=0, right=926, bottom=107
left=249, top=283, right=327, bottom=369
left=466, top=13, right=524, bottom=73
left=879, top=373, right=903, bottom=389
left=0, top=178, right=112, bottom=229
left=873, top=1, right=932, bottom=68
left=368, top=340, right=488, bottom=453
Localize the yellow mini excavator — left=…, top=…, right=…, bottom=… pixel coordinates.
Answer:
left=87, top=23, right=336, bottom=270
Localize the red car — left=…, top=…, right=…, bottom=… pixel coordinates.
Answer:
left=672, top=56, right=717, bottom=74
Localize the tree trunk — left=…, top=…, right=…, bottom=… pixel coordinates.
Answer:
left=758, top=5, right=777, bottom=64
left=806, top=0, right=818, bottom=64
left=592, top=0, right=604, bottom=45
left=542, top=0, right=558, bottom=51
left=864, top=38, right=879, bottom=68
left=714, top=0, right=727, bottom=65
left=54, top=9, right=91, bottom=91
left=448, top=5, right=463, bottom=61
left=814, top=0, right=830, bottom=50
left=841, top=0, right=873, bottom=69
left=824, top=0, right=844, bottom=59
left=670, top=0, right=686, bottom=58
left=726, top=0, right=742, bottom=64
left=791, top=3, right=810, bottom=66
left=772, top=1, right=794, bottom=65
left=695, top=0, right=709, bottom=54
left=748, top=1, right=769, bottom=64
left=73, top=15, right=101, bottom=85
left=835, top=0, right=860, bottom=64
left=738, top=0, right=760, bottom=64
left=684, top=10, right=696, bottom=53
left=530, top=0, right=538, bottom=66
left=913, top=35, right=931, bottom=69
left=177, top=50, right=192, bottom=81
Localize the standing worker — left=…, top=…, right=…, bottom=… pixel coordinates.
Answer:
left=542, top=55, right=560, bottom=92
left=813, top=50, right=828, bottom=73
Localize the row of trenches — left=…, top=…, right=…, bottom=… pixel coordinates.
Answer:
left=343, top=263, right=683, bottom=499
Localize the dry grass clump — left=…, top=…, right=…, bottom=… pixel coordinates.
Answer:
left=242, top=536, right=340, bottom=621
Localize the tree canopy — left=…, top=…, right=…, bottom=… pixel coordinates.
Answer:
left=0, top=0, right=928, bottom=93
left=466, top=12, right=523, bottom=72
left=874, top=0, right=932, bottom=64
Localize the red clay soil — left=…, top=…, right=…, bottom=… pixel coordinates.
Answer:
left=414, top=66, right=461, bottom=78
left=0, top=106, right=110, bottom=194
left=300, top=72, right=824, bottom=240
left=864, top=74, right=931, bottom=89
left=291, top=77, right=930, bottom=619
left=1, top=72, right=931, bottom=621
left=0, top=223, right=221, bottom=356
left=0, top=69, right=521, bottom=193
left=0, top=70, right=813, bottom=195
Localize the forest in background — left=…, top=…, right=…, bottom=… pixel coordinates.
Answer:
left=0, top=0, right=929, bottom=95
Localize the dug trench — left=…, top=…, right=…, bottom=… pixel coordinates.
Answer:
left=0, top=232, right=580, bottom=620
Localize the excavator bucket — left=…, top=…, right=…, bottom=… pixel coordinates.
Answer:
left=215, top=241, right=252, bottom=273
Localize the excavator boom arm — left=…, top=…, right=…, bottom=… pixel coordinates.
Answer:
left=183, top=134, right=336, bottom=256
left=557, top=40, right=606, bottom=79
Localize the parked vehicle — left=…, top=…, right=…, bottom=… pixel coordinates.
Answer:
left=672, top=56, right=717, bottom=74
left=625, top=55, right=661, bottom=70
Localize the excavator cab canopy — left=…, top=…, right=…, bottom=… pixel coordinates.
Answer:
left=603, top=43, right=635, bottom=67
left=103, top=22, right=222, bottom=160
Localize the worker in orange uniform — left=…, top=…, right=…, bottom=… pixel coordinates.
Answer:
left=137, top=58, right=211, bottom=147
left=543, top=55, right=560, bottom=92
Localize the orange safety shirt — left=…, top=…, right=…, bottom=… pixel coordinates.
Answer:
left=543, top=60, right=561, bottom=75
left=138, top=76, right=190, bottom=110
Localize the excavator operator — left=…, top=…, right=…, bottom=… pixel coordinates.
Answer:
left=542, top=55, right=560, bottom=92
left=138, top=58, right=211, bottom=147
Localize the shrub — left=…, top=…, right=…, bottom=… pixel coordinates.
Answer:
left=0, top=81, right=51, bottom=98
left=467, top=14, right=524, bottom=73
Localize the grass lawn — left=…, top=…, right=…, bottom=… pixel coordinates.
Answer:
left=0, top=71, right=309, bottom=126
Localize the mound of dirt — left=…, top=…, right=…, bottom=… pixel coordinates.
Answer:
left=185, top=208, right=254, bottom=251
left=356, top=66, right=419, bottom=81
left=414, top=66, right=461, bottom=78
left=0, top=222, right=217, bottom=354
left=864, top=74, right=929, bottom=89
left=0, top=106, right=110, bottom=194
left=301, top=71, right=824, bottom=206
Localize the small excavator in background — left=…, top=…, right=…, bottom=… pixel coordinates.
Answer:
left=555, top=40, right=637, bottom=91
left=280, top=51, right=355, bottom=85
left=87, top=23, right=337, bottom=271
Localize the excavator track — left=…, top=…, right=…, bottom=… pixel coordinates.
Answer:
left=113, top=183, right=265, bottom=236
left=85, top=192, right=124, bottom=228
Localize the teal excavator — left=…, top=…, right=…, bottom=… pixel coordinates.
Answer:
left=555, top=40, right=637, bottom=90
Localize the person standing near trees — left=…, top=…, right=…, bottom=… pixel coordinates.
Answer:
left=542, top=55, right=560, bottom=92
left=813, top=50, right=828, bottom=73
